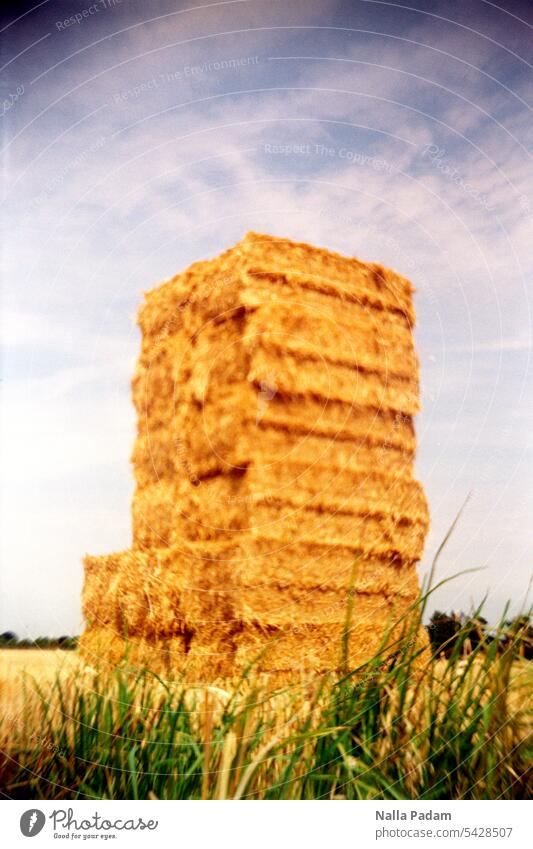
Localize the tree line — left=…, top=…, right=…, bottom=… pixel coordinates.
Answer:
left=0, top=632, right=78, bottom=649
left=427, top=612, right=532, bottom=659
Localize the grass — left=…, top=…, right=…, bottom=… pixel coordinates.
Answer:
left=1, top=598, right=531, bottom=800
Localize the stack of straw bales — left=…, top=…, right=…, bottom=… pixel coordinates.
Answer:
left=81, top=233, right=429, bottom=680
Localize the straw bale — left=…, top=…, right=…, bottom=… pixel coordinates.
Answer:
left=238, top=233, right=415, bottom=321
left=78, top=626, right=130, bottom=669
left=248, top=426, right=414, bottom=478
left=238, top=585, right=411, bottom=627
left=81, top=233, right=429, bottom=681
left=132, top=461, right=428, bottom=552
left=83, top=538, right=421, bottom=642
left=82, top=551, right=124, bottom=630
left=248, top=393, right=415, bottom=451
left=247, top=462, right=428, bottom=524
left=250, top=489, right=428, bottom=531
left=85, top=543, right=233, bottom=636
left=235, top=538, right=421, bottom=594
left=82, top=617, right=427, bottom=684
left=79, top=627, right=188, bottom=673
left=137, top=244, right=247, bottom=344
left=174, top=382, right=251, bottom=476
left=248, top=346, right=419, bottom=414
left=132, top=336, right=185, bottom=420
left=233, top=620, right=396, bottom=674
left=81, top=545, right=423, bottom=678
left=133, top=474, right=252, bottom=549
left=131, top=428, right=178, bottom=488
left=82, top=553, right=118, bottom=627
left=181, top=556, right=242, bottom=627
left=131, top=481, right=177, bottom=549
left=173, top=473, right=250, bottom=542
left=176, top=411, right=415, bottom=483
left=240, top=271, right=414, bottom=333
left=250, top=505, right=427, bottom=561
left=158, top=537, right=420, bottom=596
left=182, top=624, right=243, bottom=680
left=82, top=548, right=189, bottom=639
left=168, top=400, right=415, bottom=481
left=177, top=313, right=249, bottom=404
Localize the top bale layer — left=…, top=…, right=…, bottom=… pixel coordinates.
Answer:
left=137, top=232, right=416, bottom=338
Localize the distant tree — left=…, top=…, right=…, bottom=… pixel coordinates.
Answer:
left=461, top=615, right=488, bottom=652
left=427, top=611, right=461, bottom=657
left=428, top=611, right=532, bottom=661
left=57, top=636, right=78, bottom=649
left=502, top=615, right=533, bottom=660
left=0, top=633, right=79, bottom=650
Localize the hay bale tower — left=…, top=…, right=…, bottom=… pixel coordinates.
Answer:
left=81, top=233, right=429, bottom=679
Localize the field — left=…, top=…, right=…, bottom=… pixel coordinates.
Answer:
left=1, top=614, right=531, bottom=801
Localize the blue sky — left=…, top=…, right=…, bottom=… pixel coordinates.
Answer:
left=1, top=0, right=531, bottom=636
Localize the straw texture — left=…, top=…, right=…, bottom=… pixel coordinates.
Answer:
left=81, top=232, right=429, bottom=681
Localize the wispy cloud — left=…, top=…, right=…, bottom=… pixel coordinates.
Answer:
left=2, top=0, right=532, bottom=633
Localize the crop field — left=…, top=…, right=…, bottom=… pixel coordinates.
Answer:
left=1, top=616, right=531, bottom=801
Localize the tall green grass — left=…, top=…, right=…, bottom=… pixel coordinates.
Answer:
left=2, top=596, right=531, bottom=800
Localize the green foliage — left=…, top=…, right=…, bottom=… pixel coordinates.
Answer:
left=427, top=612, right=532, bottom=659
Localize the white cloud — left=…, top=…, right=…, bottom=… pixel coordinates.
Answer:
left=2, top=0, right=531, bottom=633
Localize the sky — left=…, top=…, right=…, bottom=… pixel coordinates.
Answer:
left=1, top=0, right=531, bottom=637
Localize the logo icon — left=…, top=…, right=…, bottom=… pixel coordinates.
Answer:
left=20, top=809, right=46, bottom=837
